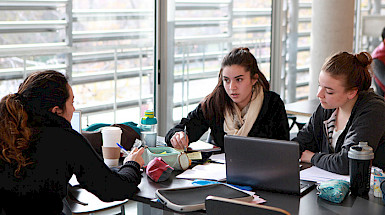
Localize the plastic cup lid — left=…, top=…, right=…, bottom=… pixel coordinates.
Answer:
left=348, top=142, right=374, bottom=160
left=101, top=127, right=122, bottom=133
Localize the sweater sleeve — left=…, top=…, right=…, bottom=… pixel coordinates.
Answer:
left=165, top=104, right=211, bottom=146
left=69, top=132, right=142, bottom=202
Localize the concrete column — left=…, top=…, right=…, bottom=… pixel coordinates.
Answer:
left=309, top=0, right=355, bottom=99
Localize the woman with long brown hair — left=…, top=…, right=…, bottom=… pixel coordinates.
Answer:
left=0, top=70, right=144, bottom=214
left=295, top=51, right=385, bottom=174
left=165, top=47, right=289, bottom=150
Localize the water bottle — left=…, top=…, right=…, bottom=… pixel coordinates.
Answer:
left=140, top=110, right=157, bottom=147
left=348, top=142, right=374, bottom=197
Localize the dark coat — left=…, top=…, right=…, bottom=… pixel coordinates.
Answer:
left=165, top=91, right=290, bottom=151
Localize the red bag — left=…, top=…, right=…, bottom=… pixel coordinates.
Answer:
left=146, top=157, right=174, bottom=182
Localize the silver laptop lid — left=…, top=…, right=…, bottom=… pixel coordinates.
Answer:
left=224, top=135, right=300, bottom=194
left=71, top=110, right=82, bottom=133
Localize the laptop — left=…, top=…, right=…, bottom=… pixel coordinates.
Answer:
left=224, top=135, right=315, bottom=195
left=70, top=110, right=82, bottom=133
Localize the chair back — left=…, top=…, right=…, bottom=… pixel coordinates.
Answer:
left=205, top=196, right=290, bottom=215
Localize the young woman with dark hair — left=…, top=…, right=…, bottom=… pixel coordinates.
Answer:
left=165, top=47, right=289, bottom=151
left=295, top=51, right=385, bottom=175
left=0, top=70, right=144, bottom=214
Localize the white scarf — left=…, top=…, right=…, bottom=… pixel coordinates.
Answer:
left=223, top=86, right=264, bottom=136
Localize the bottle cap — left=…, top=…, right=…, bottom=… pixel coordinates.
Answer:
left=141, top=110, right=157, bottom=125
left=348, top=142, right=374, bottom=160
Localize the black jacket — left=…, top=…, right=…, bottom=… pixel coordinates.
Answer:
left=294, top=90, right=385, bottom=175
left=165, top=91, right=290, bottom=151
left=0, top=112, right=141, bottom=214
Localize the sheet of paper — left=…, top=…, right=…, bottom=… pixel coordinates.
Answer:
left=209, top=153, right=226, bottom=164
left=188, top=140, right=214, bottom=150
left=69, top=174, right=80, bottom=186
left=176, top=163, right=226, bottom=181
left=300, top=166, right=350, bottom=183
left=187, top=151, right=202, bottom=160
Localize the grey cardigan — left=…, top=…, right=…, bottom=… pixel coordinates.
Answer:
left=294, top=90, right=385, bottom=175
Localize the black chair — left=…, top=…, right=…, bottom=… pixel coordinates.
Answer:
left=205, top=196, right=290, bottom=215
left=373, top=59, right=385, bottom=97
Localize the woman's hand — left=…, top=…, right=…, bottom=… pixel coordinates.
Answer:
left=124, top=147, right=145, bottom=168
left=170, top=131, right=189, bottom=150
left=300, top=150, right=315, bottom=163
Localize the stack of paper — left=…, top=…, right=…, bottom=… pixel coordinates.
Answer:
left=209, top=153, right=226, bottom=164
left=300, top=166, right=350, bottom=183
left=188, top=140, right=221, bottom=152
left=176, top=163, right=226, bottom=181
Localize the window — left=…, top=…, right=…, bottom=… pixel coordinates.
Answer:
left=163, top=0, right=274, bottom=135
left=0, top=0, right=156, bottom=128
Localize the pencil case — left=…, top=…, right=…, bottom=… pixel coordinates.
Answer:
left=142, top=147, right=190, bottom=170
left=317, top=179, right=349, bottom=203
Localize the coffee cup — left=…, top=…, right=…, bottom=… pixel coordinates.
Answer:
left=348, top=142, right=374, bottom=197
left=101, top=127, right=122, bottom=167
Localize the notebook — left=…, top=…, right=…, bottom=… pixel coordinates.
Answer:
left=224, top=135, right=315, bottom=195
left=70, top=110, right=82, bottom=133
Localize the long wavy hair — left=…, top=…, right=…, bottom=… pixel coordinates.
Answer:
left=201, top=47, right=269, bottom=122
left=0, top=70, right=69, bottom=177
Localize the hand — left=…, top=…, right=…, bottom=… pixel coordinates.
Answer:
left=124, top=147, right=145, bottom=168
left=170, top=131, right=189, bottom=150
left=300, top=150, right=315, bottom=163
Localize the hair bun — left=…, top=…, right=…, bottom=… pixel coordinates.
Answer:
left=355, top=52, right=373, bottom=67
left=241, top=47, right=250, bottom=52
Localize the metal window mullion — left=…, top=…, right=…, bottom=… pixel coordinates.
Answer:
left=113, top=48, right=118, bottom=123
left=181, top=46, right=186, bottom=117
left=186, top=45, right=190, bottom=113
left=139, top=47, right=143, bottom=118
left=66, top=0, right=73, bottom=84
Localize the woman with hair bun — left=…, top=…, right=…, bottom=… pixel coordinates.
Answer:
left=294, top=51, right=385, bottom=175
left=165, top=47, right=289, bottom=151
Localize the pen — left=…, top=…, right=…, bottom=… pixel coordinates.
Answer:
left=183, top=125, right=188, bottom=152
left=116, top=142, right=130, bottom=156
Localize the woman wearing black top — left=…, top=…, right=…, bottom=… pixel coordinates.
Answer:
left=165, top=47, right=289, bottom=151
left=0, top=70, right=144, bottom=214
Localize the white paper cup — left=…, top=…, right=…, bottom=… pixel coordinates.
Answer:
left=104, top=158, right=119, bottom=167
left=101, top=127, right=122, bottom=147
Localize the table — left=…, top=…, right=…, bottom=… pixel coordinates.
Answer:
left=285, top=99, right=320, bottom=117
left=133, top=170, right=385, bottom=215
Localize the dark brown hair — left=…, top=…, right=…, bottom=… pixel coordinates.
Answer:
left=201, top=47, right=269, bottom=121
left=0, top=70, right=69, bottom=177
left=321, top=51, right=372, bottom=92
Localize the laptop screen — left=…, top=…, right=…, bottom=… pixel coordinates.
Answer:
left=71, top=111, right=82, bottom=133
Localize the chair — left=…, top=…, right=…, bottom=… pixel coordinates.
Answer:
left=373, top=59, right=385, bottom=97
left=205, top=196, right=290, bottom=215
left=360, top=15, right=385, bottom=51
left=288, top=115, right=305, bottom=140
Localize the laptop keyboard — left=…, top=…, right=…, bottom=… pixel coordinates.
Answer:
left=300, top=182, right=309, bottom=189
